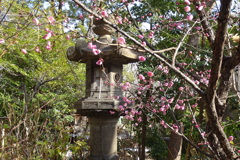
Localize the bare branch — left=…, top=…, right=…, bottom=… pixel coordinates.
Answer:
left=0, top=0, right=14, bottom=24
left=172, top=21, right=198, bottom=66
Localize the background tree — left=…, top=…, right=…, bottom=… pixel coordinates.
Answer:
left=0, top=0, right=90, bottom=159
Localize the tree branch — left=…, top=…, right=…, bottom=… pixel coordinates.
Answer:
left=193, top=1, right=215, bottom=48
left=0, top=0, right=14, bottom=24
left=205, top=0, right=237, bottom=158
left=172, top=21, right=198, bottom=66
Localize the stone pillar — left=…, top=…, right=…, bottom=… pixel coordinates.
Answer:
left=88, top=116, right=119, bottom=160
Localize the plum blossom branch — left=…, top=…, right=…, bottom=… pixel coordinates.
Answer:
left=72, top=0, right=204, bottom=95
left=172, top=20, right=198, bottom=66
left=143, top=105, right=216, bottom=159
left=187, top=103, right=215, bottom=153
left=125, top=4, right=153, bottom=50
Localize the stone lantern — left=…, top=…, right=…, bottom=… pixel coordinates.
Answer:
left=66, top=17, right=142, bottom=160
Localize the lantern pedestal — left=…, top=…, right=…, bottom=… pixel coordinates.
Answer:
left=87, top=116, right=119, bottom=160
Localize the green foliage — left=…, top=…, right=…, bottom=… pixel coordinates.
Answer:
left=146, top=127, right=168, bottom=160
left=0, top=0, right=88, bottom=159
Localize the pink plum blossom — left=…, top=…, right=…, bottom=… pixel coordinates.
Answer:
left=148, top=33, right=154, bottom=39
left=45, top=45, right=52, bottom=50
left=147, top=71, right=154, bottom=77
left=42, top=32, right=52, bottom=40
left=138, top=56, right=146, bottom=62
left=197, top=5, right=204, bottom=11
left=187, top=14, right=193, bottom=21
left=141, top=41, right=146, bottom=46
left=116, top=16, right=122, bottom=24
left=118, top=105, right=124, bottom=111
left=47, top=16, right=55, bottom=24
left=184, top=0, right=191, bottom=5
left=88, top=42, right=97, bottom=49
left=160, top=120, right=167, bottom=128
left=157, top=65, right=163, bottom=70
left=21, top=49, right=27, bottom=54
left=118, top=37, right=126, bottom=44
left=172, top=124, right=179, bottom=132
left=138, top=74, right=145, bottom=80
left=168, top=81, right=174, bottom=88
left=163, top=67, right=169, bottom=73
left=178, top=100, right=184, bottom=104
left=45, top=41, right=52, bottom=50
left=184, top=6, right=191, bottom=12
left=45, top=28, right=50, bottom=32
left=79, top=14, right=84, bottom=19
left=179, top=87, right=184, bottom=91
left=201, top=132, right=206, bottom=137
left=96, top=58, right=104, bottom=65
left=168, top=97, right=174, bottom=103
left=66, top=35, right=70, bottom=40
left=138, top=117, right=142, bottom=122
left=47, top=41, right=51, bottom=46
left=175, top=104, right=181, bottom=110
left=92, top=48, right=101, bottom=55
left=35, top=46, right=41, bottom=53
left=228, top=136, right=234, bottom=141
left=0, top=39, right=5, bottom=44
left=121, top=82, right=131, bottom=90
left=109, top=111, right=115, bottom=115
left=33, top=18, right=40, bottom=25
left=195, top=80, right=200, bottom=84
left=189, top=50, right=193, bottom=55
left=195, top=26, right=202, bottom=30
left=191, top=104, right=198, bottom=108
left=101, top=10, right=108, bottom=17
left=138, top=35, right=144, bottom=39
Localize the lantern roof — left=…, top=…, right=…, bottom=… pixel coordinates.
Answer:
left=67, top=37, right=143, bottom=64
left=67, top=16, right=144, bottom=64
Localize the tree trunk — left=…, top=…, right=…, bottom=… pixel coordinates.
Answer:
left=140, top=110, right=147, bottom=160
left=167, top=123, right=184, bottom=160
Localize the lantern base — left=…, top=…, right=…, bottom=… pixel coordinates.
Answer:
left=87, top=116, right=119, bottom=160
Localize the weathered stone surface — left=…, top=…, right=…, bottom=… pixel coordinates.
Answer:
left=87, top=117, right=119, bottom=160
left=74, top=98, right=122, bottom=110
left=93, top=24, right=116, bottom=35
left=67, top=40, right=143, bottom=64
